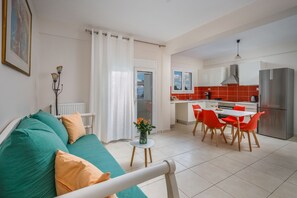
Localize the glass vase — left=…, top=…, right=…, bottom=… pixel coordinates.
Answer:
left=139, top=131, right=147, bottom=144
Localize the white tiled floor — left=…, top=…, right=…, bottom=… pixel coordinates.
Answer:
left=104, top=123, right=297, bottom=198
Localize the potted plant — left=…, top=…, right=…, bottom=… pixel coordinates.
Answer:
left=133, top=118, right=156, bottom=144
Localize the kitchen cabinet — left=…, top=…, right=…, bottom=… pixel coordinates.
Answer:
left=238, top=61, right=286, bottom=85
left=198, top=67, right=227, bottom=86
left=206, top=101, right=218, bottom=108
left=170, top=103, right=176, bottom=126
left=239, top=62, right=261, bottom=85
left=176, top=101, right=207, bottom=124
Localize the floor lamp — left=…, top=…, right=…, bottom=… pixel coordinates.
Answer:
left=51, top=66, right=63, bottom=115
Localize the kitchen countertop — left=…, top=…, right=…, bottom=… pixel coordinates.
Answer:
left=170, top=99, right=214, bottom=104
left=170, top=99, right=258, bottom=105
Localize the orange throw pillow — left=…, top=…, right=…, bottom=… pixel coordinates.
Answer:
left=55, top=150, right=117, bottom=198
left=62, top=112, right=86, bottom=144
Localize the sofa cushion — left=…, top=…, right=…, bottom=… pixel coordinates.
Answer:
left=31, top=110, right=69, bottom=145
left=0, top=117, right=68, bottom=198
left=55, top=150, right=116, bottom=198
left=67, top=134, right=147, bottom=198
left=61, top=112, right=86, bottom=144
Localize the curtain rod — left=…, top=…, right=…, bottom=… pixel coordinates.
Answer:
left=85, top=29, right=166, bottom=48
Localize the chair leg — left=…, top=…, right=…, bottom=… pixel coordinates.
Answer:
left=202, top=127, right=209, bottom=142
left=231, top=129, right=239, bottom=145
left=252, top=131, right=260, bottom=148
left=231, top=125, right=234, bottom=139
left=211, top=129, right=214, bottom=140
left=192, top=119, right=199, bottom=136
left=214, top=129, right=218, bottom=146
left=201, top=122, right=204, bottom=132
left=221, top=128, right=227, bottom=143
left=247, top=131, right=252, bottom=152
left=222, top=125, right=227, bottom=132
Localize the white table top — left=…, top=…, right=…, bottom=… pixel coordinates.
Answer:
left=195, top=108, right=256, bottom=118
left=130, top=139, right=155, bottom=148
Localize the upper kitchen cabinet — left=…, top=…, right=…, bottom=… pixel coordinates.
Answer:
left=198, top=67, right=227, bottom=86
left=172, top=68, right=194, bottom=93
left=239, top=61, right=285, bottom=85
left=239, top=61, right=261, bottom=85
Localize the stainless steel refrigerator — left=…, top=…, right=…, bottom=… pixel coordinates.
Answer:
left=258, top=68, right=294, bottom=139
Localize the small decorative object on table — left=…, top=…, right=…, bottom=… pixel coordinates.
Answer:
left=133, top=118, right=155, bottom=144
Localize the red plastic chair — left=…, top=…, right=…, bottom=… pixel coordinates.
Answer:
left=231, top=111, right=265, bottom=152
left=201, top=109, right=227, bottom=146
left=221, top=105, right=245, bottom=139
left=192, top=105, right=204, bottom=136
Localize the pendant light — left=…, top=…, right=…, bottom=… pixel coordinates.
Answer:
left=235, top=39, right=241, bottom=59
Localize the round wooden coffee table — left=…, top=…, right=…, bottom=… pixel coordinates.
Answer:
left=130, top=139, right=154, bottom=167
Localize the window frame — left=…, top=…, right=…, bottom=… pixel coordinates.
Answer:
left=171, top=68, right=194, bottom=94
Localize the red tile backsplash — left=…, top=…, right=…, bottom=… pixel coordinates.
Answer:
left=171, top=85, right=259, bottom=102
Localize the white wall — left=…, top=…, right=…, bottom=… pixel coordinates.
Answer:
left=171, top=55, right=203, bottom=87
left=37, top=18, right=91, bottom=111
left=204, top=41, right=297, bottom=134
left=0, top=0, right=40, bottom=132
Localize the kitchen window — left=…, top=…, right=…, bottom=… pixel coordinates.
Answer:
left=172, top=69, right=194, bottom=93
left=184, top=72, right=192, bottom=91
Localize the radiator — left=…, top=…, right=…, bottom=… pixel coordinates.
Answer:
left=57, top=103, right=87, bottom=115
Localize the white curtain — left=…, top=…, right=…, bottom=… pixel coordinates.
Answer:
left=89, top=30, right=134, bottom=143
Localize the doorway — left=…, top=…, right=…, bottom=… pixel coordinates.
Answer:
left=135, top=68, right=156, bottom=135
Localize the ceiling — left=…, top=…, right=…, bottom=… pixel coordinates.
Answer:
left=32, top=0, right=255, bottom=42
left=177, top=14, right=297, bottom=60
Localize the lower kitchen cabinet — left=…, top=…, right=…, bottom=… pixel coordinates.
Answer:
left=176, top=101, right=206, bottom=124
left=170, top=103, right=176, bottom=126
left=174, top=101, right=258, bottom=125
left=206, top=101, right=218, bottom=108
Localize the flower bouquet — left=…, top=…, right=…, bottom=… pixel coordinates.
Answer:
left=133, top=118, right=156, bottom=144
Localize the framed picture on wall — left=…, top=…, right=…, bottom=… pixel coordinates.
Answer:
left=2, top=0, right=32, bottom=76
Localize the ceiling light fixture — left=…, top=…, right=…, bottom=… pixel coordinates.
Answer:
left=235, top=39, right=241, bottom=59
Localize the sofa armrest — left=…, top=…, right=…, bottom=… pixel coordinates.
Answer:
left=56, top=160, right=179, bottom=198
left=55, top=113, right=95, bottom=134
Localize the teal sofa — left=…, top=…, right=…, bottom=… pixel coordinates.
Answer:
left=0, top=111, right=146, bottom=198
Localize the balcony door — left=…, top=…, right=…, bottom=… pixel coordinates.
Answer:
left=135, top=68, right=156, bottom=136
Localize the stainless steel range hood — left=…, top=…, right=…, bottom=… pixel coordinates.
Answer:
left=221, top=64, right=239, bottom=85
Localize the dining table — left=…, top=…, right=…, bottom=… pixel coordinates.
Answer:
left=194, top=108, right=256, bottom=151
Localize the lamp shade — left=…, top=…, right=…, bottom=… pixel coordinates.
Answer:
left=51, top=73, right=59, bottom=82
left=235, top=54, right=241, bottom=59
left=56, top=65, right=63, bottom=73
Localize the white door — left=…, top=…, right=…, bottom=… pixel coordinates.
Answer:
left=135, top=68, right=157, bottom=136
